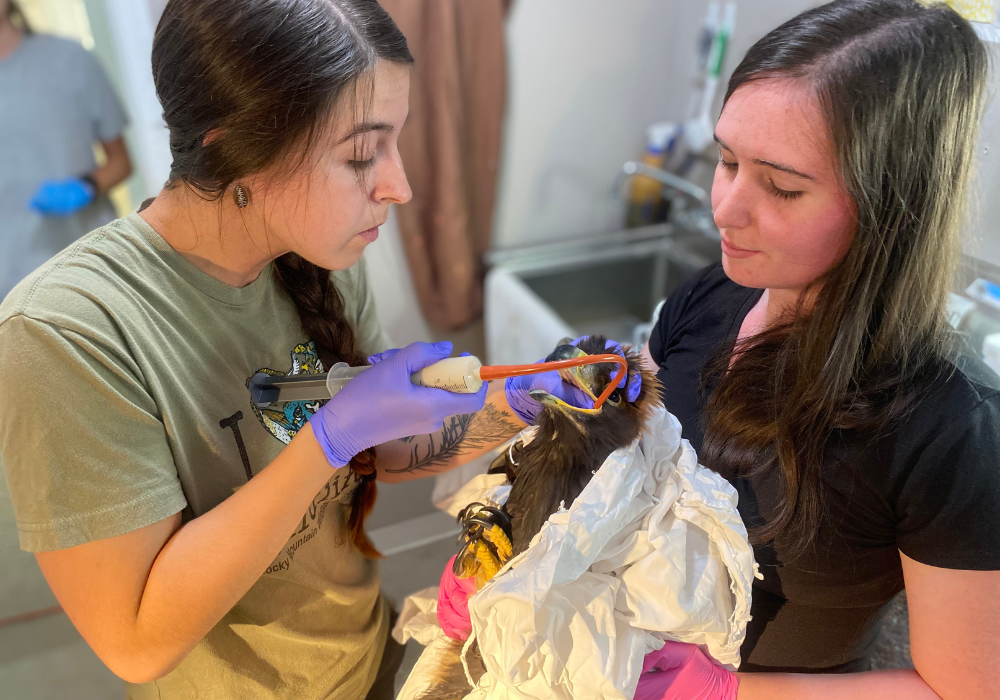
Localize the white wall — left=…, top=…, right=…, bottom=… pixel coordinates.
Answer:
left=968, top=30, right=1000, bottom=268
left=493, top=0, right=824, bottom=249
left=146, top=0, right=168, bottom=20
left=100, top=0, right=171, bottom=200
left=365, top=208, right=433, bottom=346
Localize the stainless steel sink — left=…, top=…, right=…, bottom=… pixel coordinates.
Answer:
left=484, top=224, right=721, bottom=362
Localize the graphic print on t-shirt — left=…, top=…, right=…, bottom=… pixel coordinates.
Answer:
left=238, top=341, right=366, bottom=574
left=263, top=467, right=368, bottom=575
left=248, top=341, right=326, bottom=444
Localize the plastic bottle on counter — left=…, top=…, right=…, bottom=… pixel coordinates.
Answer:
left=626, top=122, right=680, bottom=228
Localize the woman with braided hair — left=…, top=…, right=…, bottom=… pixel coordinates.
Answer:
left=0, top=1, right=601, bottom=698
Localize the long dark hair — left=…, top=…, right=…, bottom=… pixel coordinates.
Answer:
left=7, top=1, right=31, bottom=33
left=152, top=0, right=413, bottom=557
left=701, top=0, right=987, bottom=555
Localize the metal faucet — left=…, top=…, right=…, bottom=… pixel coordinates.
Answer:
left=613, top=161, right=719, bottom=241
left=612, top=161, right=709, bottom=205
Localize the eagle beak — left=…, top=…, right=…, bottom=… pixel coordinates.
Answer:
left=527, top=345, right=602, bottom=415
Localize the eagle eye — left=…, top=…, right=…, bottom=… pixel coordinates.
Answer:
left=606, top=390, right=622, bottom=406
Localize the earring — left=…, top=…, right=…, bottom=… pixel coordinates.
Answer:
left=233, top=183, right=250, bottom=209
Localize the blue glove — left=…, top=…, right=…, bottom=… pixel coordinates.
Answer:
left=29, top=178, right=96, bottom=216
left=311, top=341, right=487, bottom=468
left=504, top=336, right=642, bottom=424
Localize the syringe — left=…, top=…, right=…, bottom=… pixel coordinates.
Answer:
left=248, top=354, right=628, bottom=410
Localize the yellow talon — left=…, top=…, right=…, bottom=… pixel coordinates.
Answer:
left=453, top=501, right=514, bottom=589
left=474, top=540, right=502, bottom=589
left=484, top=524, right=513, bottom=563
left=454, top=547, right=479, bottom=579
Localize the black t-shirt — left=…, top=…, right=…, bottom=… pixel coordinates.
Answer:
left=649, top=263, right=1000, bottom=673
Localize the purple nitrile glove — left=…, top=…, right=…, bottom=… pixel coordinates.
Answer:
left=505, top=366, right=595, bottom=424
left=634, top=642, right=738, bottom=700
left=29, top=177, right=96, bottom=216
left=597, top=337, right=642, bottom=403
left=366, top=348, right=400, bottom=365
left=310, top=341, right=487, bottom=468
left=503, top=336, right=642, bottom=424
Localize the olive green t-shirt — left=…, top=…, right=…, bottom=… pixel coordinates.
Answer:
left=0, top=213, right=392, bottom=699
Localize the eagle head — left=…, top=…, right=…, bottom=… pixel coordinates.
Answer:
left=455, top=336, right=664, bottom=585
left=527, top=335, right=661, bottom=445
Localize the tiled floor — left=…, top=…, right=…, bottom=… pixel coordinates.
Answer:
left=0, top=537, right=455, bottom=700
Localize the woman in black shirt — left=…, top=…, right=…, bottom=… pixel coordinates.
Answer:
left=638, top=1, right=1000, bottom=698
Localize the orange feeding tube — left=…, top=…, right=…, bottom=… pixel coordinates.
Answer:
left=479, top=354, right=630, bottom=410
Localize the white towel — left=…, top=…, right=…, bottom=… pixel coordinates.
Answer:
left=396, top=406, right=758, bottom=700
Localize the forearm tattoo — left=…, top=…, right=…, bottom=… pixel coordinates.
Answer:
left=384, top=403, right=522, bottom=474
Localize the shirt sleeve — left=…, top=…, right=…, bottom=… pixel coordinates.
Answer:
left=895, top=392, right=1000, bottom=570
left=333, top=258, right=391, bottom=358
left=80, top=48, right=128, bottom=143
left=0, top=314, right=186, bottom=552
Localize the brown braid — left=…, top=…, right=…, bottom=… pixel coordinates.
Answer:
left=274, top=253, right=381, bottom=558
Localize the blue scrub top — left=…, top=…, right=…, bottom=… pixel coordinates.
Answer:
left=0, top=33, right=127, bottom=298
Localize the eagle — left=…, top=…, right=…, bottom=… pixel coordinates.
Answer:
left=415, top=336, right=663, bottom=699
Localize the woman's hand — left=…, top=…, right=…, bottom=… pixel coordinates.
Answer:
left=504, top=336, right=642, bottom=424
left=310, top=341, right=487, bottom=468
left=28, top=137, right=132, bottom=216
left=29, top=177, right=96, bottom=216
left=437, top=555, right=477, bottom=641
left=635, top=642, right=738, bottom=700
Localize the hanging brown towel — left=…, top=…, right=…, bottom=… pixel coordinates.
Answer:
left=380, top=0, right=511, bottom=330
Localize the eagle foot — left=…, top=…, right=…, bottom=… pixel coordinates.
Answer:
left=453, top=502, right=514, bottom=589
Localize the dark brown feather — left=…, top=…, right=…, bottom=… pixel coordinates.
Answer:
left=414, top=640, right=487, bottom=700
left=505, top=337, right=663, bottom=554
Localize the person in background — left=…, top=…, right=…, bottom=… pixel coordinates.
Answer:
left=0, top=0, right=132, bottom=298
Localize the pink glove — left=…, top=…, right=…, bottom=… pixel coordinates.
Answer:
left=437, top=555, right=478, bottom=641
left=634, top=642, right=739, bottom=700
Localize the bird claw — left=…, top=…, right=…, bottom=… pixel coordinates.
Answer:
left=453, top=502, right=514, bottom=589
